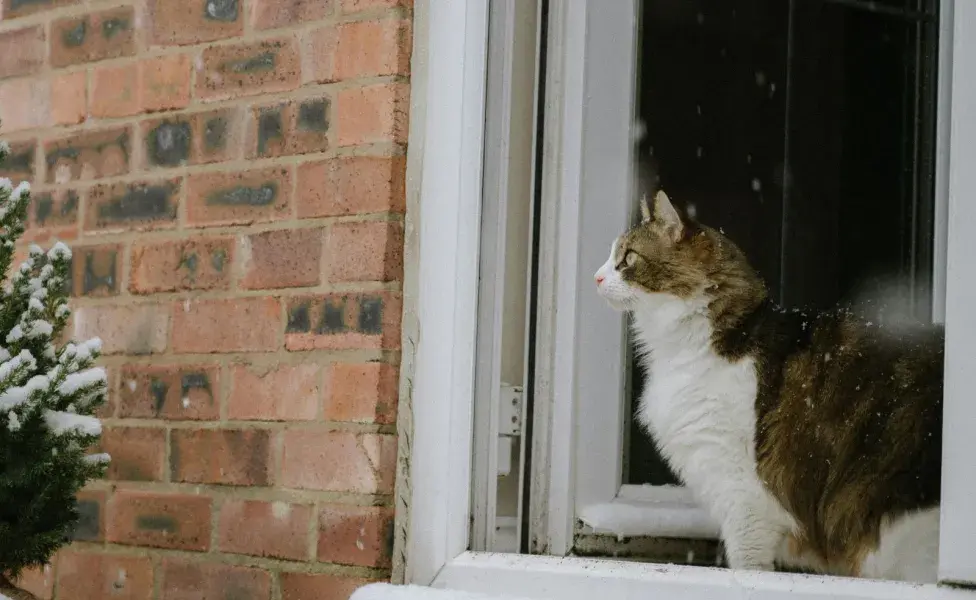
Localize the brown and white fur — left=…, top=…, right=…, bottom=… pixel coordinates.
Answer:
left=594, top=189, right=942, bottom=582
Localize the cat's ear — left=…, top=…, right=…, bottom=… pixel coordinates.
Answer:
left=639, top=193, right=652, bottom=223
left=654, top=190, right=683, bottom=242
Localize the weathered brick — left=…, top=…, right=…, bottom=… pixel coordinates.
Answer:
left=280, top=431, right=395, bottom=493
left=107, top=491, right=212, bottom=551
left=0, top=26, right=44, bottom=79
left=306, top=19, right=411, bottom=84
left=172, top=297, right=281, bottom=353
left=149, top=0, right=244, bottom=46
left=130, top=237, right=233, bottom=293
left=196, top=38, right=301, bottom=101
left=11, top=560, right=55, bottom=600
left=161, top=560, right=271, bottom=600
left=0, top=140, right=35, bottom=181
left=140, top=107, right=242, bottom=169
left=327, top=220, right=402, bottom=282
left=96, top=367, right=118, bottom=419
left=1, top=0, right=80, bottom=19
left=69, top=244, right=120, bottom=297
left=92, top=55, right=192, bottom=118
left=239, top=228, right=322, bottom=290
left=118, top=364, right=220, bottom=420
left=245, top=96, right=331, bottom=158
left=44, top=127, right=130, bottom=185
left=51, top=71, right=87, bottom=126
left=186, top=167, right=290, bottom=227
left=57, top=551, right=153, bottom=600
left=85, top=178, right=180, bottom=232
left=318, top=504, right=393, bottom=567
left=0, top=78, right=50, bottom=133
left=72, top=304, right=169, bottom=355
left=32, top=189, right=79, bottom=230
left=72, top=489, right=107, bottom=542
left=325, top=362, right=397, bottom=424
left=218, top=499, right=311, bottom=560
left=98, top=426, right=166, bottom=481
left=252, top=0, right=333, bottom=30
left=228, top=363, right=320, bottom=421
left=171, top=428, right=272, bottom=486
left=341, top=0, right=412, bottom=13
left=50, top=6, right=135, bottom=67
left=297, top=156, right=406, bottom=217
left=280, top=572, right=376, bottom=600
left=285, top=292, right=401, bottom=351
left=336, top=83, right=409, bottom=146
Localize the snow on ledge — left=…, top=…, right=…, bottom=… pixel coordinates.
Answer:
left=578, top=501, right=720, bottom=540
left=351, top=583, right=540, bottom=600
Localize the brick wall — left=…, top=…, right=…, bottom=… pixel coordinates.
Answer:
left=0, top=0, right=411, bottom=598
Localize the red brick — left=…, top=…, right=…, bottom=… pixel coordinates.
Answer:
left=318, top=19, right=411, bottom=82
left=297, top=156, right=405, bottom=218
left=57, top=551, right=153, bottom=600
left=92, top=55, right=192, bottom=119
left=245, top=96, right=331, bottom=158
left=218, top=499, right=311, bottom=560
left=118, top=364, right=220, bottom=420
left=280, top=572, right=376, bottom=600
left=228, top=363, right=320, bottom=421
left=336, top=83, right=409, bottom=146
left=32, top=189, right=79, bottom=230
left=327, top=220, right=402, bottom=282
left=280, top=431, right=395, bottom=493
left=325, top=362, right=397, bottom=424
left=72, top=489, right=107, bottom=542
left=239, top=228, right=322, bottom=290
left=301, top=26, right=338, bottom=84
left=196, top=38, right=301, bottom=101
left=96, top=368, right=118, bottom=419
left=0, top=78, right=50, bottom=133
left=85, top=178, right=180, bottom=232
left=51, top=7, right=135, bottom=67
left=161, top=560, right=271, bottom=600
left=149, top=0, right=244, bottom=46
left=186, top=167, right=291, bottom=227
left=0, top=140, right=35, bottom=181
left=140, top=107, right=243, bottom=169
left=318, top=504, right=393, bottom=567
left=1, top=0, right=79, bottom=19
left=252, top=0, right=333, bottom=30
left=108, top=491, right=212, bottom=551
left=98, top=426, right=166, bottom=482
left=44, top=127, right=130, bottom=185
left=285, top=292, right=401, bottom=351
left=130, top=237, right=233, bottom=293
left=69, top=244, right=120, bottom=297
left=51, top=71, right=87, bottom=126
left=12, top=560, right=55, bottom=600
left=171, top=428, right=272, bottom=486
left=0, top=26, right=44, bottom=79
left=172, top=297, right=281, bottom=353
left=72, top=304, right=169, bottom=355
left=341, top=0, right=412, bottom=12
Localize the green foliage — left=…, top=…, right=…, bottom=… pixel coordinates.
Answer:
left=0, top=141, right=108, bottom=578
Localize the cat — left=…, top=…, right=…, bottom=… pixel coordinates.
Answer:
left=593, top=184, right=943, bottom=582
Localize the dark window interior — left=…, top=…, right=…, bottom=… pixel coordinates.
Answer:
left=626, top=0, right=940, bottom=486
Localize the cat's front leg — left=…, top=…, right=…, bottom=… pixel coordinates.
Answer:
left=719, top=508, right=783, bottom=571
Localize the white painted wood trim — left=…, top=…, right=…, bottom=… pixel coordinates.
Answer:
left=403, top=0, right=490, bottom=585
left=931, top=0, right=953, bottom=324
left=434, top=553, right=974, bottom=600
left=938, top=0, right=976, bottom=587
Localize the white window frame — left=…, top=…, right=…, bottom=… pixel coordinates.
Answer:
left=404, top=0, right=976, bottom=597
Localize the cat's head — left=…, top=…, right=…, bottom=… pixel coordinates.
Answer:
left=594, top=190, right=766, bottom=315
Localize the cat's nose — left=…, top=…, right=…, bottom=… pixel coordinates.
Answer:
left=595, top=274, right=605, bottom=285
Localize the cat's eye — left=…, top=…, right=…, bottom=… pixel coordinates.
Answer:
left=623, top=250, right=638, bottom=268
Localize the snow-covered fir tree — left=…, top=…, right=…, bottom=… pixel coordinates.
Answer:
left=0, top=141, right=108, bottom=597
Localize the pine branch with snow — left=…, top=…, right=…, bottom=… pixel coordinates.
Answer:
left=0, top=146, right=108, bottom=581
